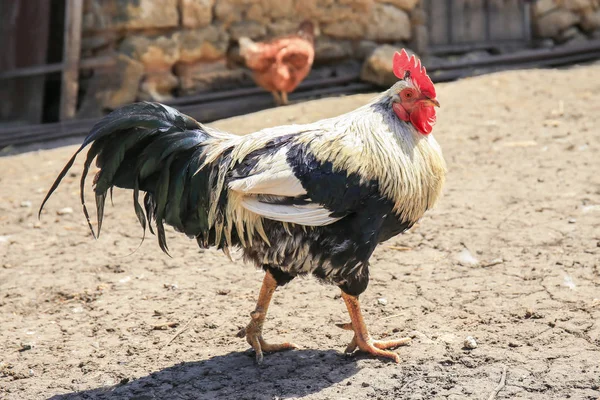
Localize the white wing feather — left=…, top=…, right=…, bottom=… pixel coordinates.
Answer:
left=240, top=197, right=341, bottom=226
left=228, top=147, right=342, bottom=226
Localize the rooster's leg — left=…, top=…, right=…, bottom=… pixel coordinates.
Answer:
left=338, top=291, right=411, bottom=363
left=271, top=91, right=282, bottom=105
left=280, top=92, right=288, bottom=105
left=237, top=270, right=297, bottom=363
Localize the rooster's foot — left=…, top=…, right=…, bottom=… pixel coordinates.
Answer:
left=336, top=322, right=410, bottom=362
left=237, top=310, right=297, bottom=363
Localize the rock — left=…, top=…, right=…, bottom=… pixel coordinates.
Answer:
left=377, top=297, right=388, bottom=305
left=77, top=54, right=144, bottom=117
left=354, top=40, right=379, bottom=59
left=57, top=207, right=73, bottom=215
left=323, top=20, right=367, bottom=40
left=556, top=26, right=589, bottom=44
left=81, top=32, right=117, bottom=54
left=535, top=9, right=580, bottom=38
left=20, top=201, right=32, bottom=208
left=267, top=20, right=303, bottom=36
left=533, top=0, right=559, bottom=16
left=214, top=0, right=244, bottom=25
left=295, top=0, right=372, bottom=24
left=463, top=336, right=478, bottom=350
left=360, top=45, right=415, bottom=87
left=410, top=6, right=427, bottom=26
left=581, top=10, right=600, bottom=32
left=247, top=0, right=294, bottom=21
left=120, top=33, right=181, bottom=72
left=180, top=0, right=215, bottom=28
left=314, top=37, right=354, bottom=62
left=536, top=38, right=556, bottom=48
left=178, top=25, right=229, bottom=63
left=139, top=72, right=178, bottom=102
left=83, top=0, right=179, bottom=32
left=365, top=3, right=412, bottom=42
left=561, top=0, right=596, bottom=12
left=176, top=60, right=252, bottom=95
left=229, top=21, right=267, bottom=40
left=375, top=0, right=419, bottom=12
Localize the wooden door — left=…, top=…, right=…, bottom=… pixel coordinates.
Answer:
left=0, top=0, right=51, bottom=125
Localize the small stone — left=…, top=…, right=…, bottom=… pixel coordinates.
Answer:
left=19, top=343, right=34, bottom=352
left=20, top=201, right=32, bottom=208
left=482, top=258, right=504, bottom=267
left=508, top=341, right=522, bottom=348
left=57, top=207, right=73, bottom=215
left=568, top=218, right=576, bottom=224
left=377, top=297, right=388, bottom=306
left=463, top=336, right=478, bottom=350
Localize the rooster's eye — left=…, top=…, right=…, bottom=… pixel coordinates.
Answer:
left=401, top=89, right=414, bottom=100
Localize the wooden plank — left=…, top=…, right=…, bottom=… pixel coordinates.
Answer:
left=427, top=0, right=450, bottom=46
left=451, top=0, right=486, bottom=44
left=0, top=0, right=51, bottom=125
left=60, top=0, right=84, bottom=121
left=488, top=0, right=525, bottom=41
left=0, top=56, right=116, bottom=80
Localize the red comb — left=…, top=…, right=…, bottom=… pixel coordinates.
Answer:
left=393, top=49, right=436, bottom=99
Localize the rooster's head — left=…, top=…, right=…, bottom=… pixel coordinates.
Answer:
left=388, top=49, right=439, bottom=135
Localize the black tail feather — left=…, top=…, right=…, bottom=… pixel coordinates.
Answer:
left=39, top=102, right=219, bottom=254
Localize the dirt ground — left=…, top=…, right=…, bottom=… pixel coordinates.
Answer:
left=1, top=64, right=600, bottom=400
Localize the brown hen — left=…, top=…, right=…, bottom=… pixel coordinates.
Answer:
left=239, top=21, right=315, bottom=106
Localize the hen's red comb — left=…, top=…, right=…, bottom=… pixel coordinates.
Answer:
left=393, top=49, right=436, bottom=99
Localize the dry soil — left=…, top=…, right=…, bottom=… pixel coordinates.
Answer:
left=1, top=64, right=599, bottom=400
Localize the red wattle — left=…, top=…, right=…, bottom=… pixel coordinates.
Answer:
left=410, top=105, right=436, bottom=135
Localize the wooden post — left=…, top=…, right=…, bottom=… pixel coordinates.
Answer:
left=60, top=0, right=84, bottom=121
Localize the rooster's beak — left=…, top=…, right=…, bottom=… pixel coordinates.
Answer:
left=425, top=98, right=440, bottom=108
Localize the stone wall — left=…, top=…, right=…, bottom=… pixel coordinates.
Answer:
left=78, top=0, right=600, bottom=117
left=78, top=0, right=423, bottom=117
left=533, top=0, right=600, bottom=43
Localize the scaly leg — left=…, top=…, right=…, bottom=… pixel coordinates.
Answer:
left=237, top=271, right=297, bottom=363
left=338, top=291, right=411, bottom=363
left=280, top=91, right=288, bottom=105
left=271, top=91, right=282, bottom=106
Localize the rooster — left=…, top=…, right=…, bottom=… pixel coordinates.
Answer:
left=40, top=50, right=445, bottom=363
left=239, top=20, right=315, bottom=106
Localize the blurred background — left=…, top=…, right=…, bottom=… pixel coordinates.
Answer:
left=1, top=0, right=599, bottom=148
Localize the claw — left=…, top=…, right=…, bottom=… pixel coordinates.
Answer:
left=339, top=291, right=411, bottom=363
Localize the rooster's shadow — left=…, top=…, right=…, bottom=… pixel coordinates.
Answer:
left=49, top=349, right=359, bottom=399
